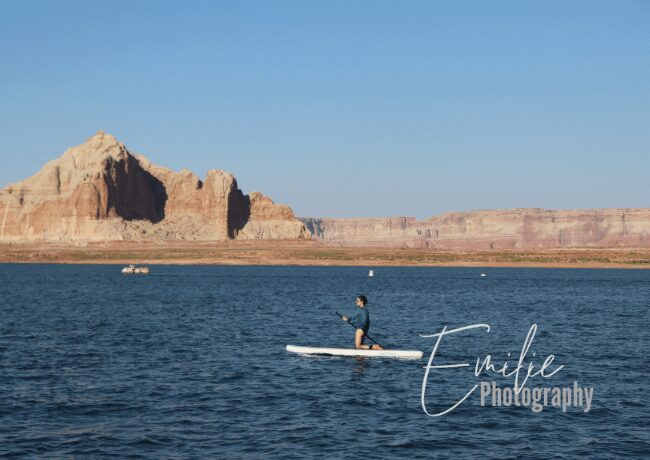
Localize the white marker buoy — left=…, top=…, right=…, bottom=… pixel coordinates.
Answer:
left=369, top=270, right=374, bottom=277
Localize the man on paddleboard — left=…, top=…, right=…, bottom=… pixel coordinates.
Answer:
left=341, top=296, right=384, bottom=350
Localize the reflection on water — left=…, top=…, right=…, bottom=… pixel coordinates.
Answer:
left=352, top=357, right=369, bottom=377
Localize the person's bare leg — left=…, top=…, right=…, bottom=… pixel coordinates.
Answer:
left=355, top=329, right=367, bottom=349
left=356, top=329, right=384, bottom=350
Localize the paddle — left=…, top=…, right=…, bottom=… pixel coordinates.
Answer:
left=335, top=310, right=382, bottom=348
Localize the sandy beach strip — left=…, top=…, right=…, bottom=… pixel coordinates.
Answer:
left=0, top=241, right=649, bottom=268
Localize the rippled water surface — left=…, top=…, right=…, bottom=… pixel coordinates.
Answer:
left=1, top=264, right=649, bottom=458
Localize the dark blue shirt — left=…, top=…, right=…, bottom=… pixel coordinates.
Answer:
left=349, top=307, right=370, bottom=334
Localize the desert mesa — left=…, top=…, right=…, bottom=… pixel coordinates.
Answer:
left=1, top=131, right=649, bottom=250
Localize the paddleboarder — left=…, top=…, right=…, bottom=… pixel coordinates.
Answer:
left=340, top=295, right=384, bottom=350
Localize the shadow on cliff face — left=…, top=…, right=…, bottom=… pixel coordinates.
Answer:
left=103, top=157, right=167, bottom=223
left=299, top=218, right=323, bottom=238
left=227, top=187, right=250, bottom=238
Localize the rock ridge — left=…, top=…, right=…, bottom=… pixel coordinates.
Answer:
left=301, top=208, right=650, bottom=249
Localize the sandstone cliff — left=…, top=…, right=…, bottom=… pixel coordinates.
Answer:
left=3, top=132, right=647, bottom=248
left=301, top=208, right=650, bottom=249
left=0, top=131, right=309, bottom=242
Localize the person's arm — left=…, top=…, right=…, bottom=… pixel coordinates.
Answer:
left=341, top=311, right=361, bottom=327
left=348, top=311, right=362, bottom=328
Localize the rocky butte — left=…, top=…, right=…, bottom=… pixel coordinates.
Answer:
left=0, top=131, right=309, bottom=242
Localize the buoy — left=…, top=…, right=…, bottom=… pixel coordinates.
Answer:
left=369, top=270, right=374, bottom=277
left=480, top=273, right=487, bottom=277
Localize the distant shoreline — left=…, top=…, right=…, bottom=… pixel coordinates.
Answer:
left=1, top=241, right=649, bottom=269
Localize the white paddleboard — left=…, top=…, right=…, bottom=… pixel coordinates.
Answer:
left=286, top=345, right=423, bottom=360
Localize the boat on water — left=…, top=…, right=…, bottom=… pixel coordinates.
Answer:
left=121, top=265, right=150, bottom=274
left=286, top=345, right=422, bottom=360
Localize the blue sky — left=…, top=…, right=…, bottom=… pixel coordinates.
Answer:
left=1, top=1, right=648, bottom=218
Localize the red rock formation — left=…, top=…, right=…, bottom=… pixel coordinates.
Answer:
left=4, top=131, right=647, bottom=248
left=237, top=192, right=310, bottom=240
left=0, top=131, right=309, bottom=242
left=301, top=209, right=650, bottom=249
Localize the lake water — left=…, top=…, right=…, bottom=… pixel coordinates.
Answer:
left=1, top=265, right=649, bottom=458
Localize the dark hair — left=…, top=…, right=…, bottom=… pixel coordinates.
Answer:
left=357, top=295, right=368, bottom=305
